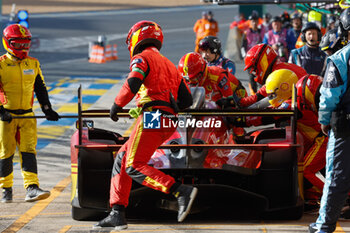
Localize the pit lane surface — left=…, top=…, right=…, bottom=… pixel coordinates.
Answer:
left=1, top=3, right=350, bottom=233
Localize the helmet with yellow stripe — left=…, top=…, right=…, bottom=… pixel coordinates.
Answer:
left=243, top=44, right=278, bottom=85
left=265, top=69, right=298, bottom=108
left=3, top=24, right=32, bottom=60
left=126, top=20, right=163, bottom=58
left=178, top=52, right=206, bottom=85
left=296, top=74, right=323, bottom=112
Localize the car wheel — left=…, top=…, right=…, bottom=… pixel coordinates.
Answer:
left=71, top=206, right=108, bottom=221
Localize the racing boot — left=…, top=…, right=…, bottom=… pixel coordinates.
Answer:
left=93, top=205, right=128, bottom=230
left=25, top=184, right=50, bottom=202
left=172, top=184, right=198, bottom=222
left=308, top=223, right=327, bottom=233
left=1, top=187, right=12, bottom=203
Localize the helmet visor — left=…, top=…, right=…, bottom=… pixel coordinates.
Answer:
left=199, top=41, right=211, bottom=51
left=9, top=39, right=31, bottom=50
left=189, top=71, right=204, bottom=85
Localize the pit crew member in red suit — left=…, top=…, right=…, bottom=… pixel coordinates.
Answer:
left=217, top=44, right=307, bottom=109
left=178, top=52, right=247, bottom=137
left=94, top=21, right=196, bottom=231
left=178, top=52, right=247, bottom=103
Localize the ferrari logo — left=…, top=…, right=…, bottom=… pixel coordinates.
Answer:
left=19, top=26, right=27, bottom=37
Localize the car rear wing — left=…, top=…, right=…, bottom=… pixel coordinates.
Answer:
left=75, top=85, right=300, bottom=150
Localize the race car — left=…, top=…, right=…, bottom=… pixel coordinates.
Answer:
left=70, top=86, right=304, bottom=221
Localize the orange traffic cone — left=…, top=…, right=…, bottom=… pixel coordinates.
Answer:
left=105, top=44, right=113, bottom=61
left=89, top=45, right=106, bottom=63
left=112, top=44, right=119, bottom=60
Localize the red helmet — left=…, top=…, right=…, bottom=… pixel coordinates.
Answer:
left=244, top=44, right=278, bottom=85
left=2, top=24, right=32, bottom=59
left=296, top=74, right=323, bottom=112
left=126, top=20, right=163, bottom=58
left=178, top=52, right=206, bottom=85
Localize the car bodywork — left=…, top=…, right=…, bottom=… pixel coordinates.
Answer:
left=70, top=86, right=304, bottom=221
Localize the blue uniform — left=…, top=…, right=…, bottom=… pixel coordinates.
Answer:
left=315, top=43, right=350, bottom=233
left=289, top=45, right=327, bottom=76
left=208, top=55, right=236, bottom=75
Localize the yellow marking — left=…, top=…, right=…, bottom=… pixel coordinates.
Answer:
left=48, top=88, right=65, bottom=95
left=19, top=25, right=27, bottom=37
left=2, top=175, right=71, bottom=233
left=261, top=228, right=267, bottom=233
left=37, top=126, right=71, bottom=139
left=127, top=118, right=143, bottom=168
left=95, top=79, right=120, bottom=84
left=59, top=225, right=72, bottom=233
left=183, top=53, right=191, bottom=76
left=144, top=176, right=168, bottom=193
left=82, top=89, right=107, bottom=95
left=56, top=103, right=91, bottom=113
left=336, top=222, right=346, bottom=233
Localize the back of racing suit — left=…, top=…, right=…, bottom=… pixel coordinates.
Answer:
left=109, top=47, right=192, bottom=207
left=0, top=54, right=52, bottom=189
left=315, top=44, right=350, bottom=232
left=239, top=61, right=307, bottom=108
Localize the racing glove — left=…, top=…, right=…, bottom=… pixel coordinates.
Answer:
left=42, top=105, right=60, bottom=121
left=216, top=95, right=240, bottom=109
left=110, top=103, right=122, bottom=122
left=227, top=116, right=247, bottom=127
left=0, top=106, right=12, bottom=123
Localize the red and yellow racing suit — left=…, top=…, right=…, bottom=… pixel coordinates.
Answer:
left=241, top=99, right=328, bottom=200
left=239, top=61, right=307, bottom=107
left=0, top=53, right=52, bottom=189
left=200, top=66, right=247, bottom=102
left=109, top=47, right=192, bottom=207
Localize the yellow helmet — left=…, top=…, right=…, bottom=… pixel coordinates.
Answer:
left=265, top=69, right=298, bottom=107
left=308, top=10, right=322, bottom=29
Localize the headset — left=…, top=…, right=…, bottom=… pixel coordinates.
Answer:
left=301, top=22, right=322, bottom=43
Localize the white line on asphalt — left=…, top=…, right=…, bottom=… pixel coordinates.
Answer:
left=36, top=23, right=231, bottom=52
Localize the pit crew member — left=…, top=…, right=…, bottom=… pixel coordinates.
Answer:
left=94, top=21, right=196, bottom=231
left=198, top=36, right=236, bottom=75
left=0, top=24, right=60, bottom=203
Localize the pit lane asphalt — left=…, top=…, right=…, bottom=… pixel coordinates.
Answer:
left=2, top=60, right=350, bottom=233
left=1, top=5, right=350, bottom=233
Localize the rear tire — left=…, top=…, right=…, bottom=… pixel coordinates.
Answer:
left=71, top=206, right=108, bottom=221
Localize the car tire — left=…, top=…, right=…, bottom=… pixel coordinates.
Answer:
left=71, top=206, right=108, bottom=221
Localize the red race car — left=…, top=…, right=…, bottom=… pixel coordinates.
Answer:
left=70, top=86, right=304, bottom=221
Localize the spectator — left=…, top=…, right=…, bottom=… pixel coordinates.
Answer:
left=241, top=13, right=264, bottom=94
left=288, top=12, right=303, bottom=49
left=198, top=36, right=236, bottom=75
left=193, top=11, right=219, bottom=52
left=260, top=13, right=272, bottom=36
left=289, top=22, right=327, bottom=76
left=0, top=24, right=60, bottom=203
left=263, top=16, right=295, bottom=62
